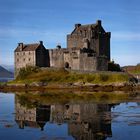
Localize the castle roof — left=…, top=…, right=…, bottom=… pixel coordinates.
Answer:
left=78, top=24, right=96, bottom=29
left=71, top=20, right=103, bottom=35
left=15, top=41, right=43, bottom=52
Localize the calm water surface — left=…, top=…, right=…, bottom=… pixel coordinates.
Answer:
left=0, top=92, right=140, bottom=140
left=0, top=78, right=14, bottom=82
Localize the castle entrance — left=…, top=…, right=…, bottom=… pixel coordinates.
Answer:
left=64, top=62, right=69, bottom=68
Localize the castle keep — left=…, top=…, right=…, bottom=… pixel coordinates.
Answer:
left=15, top=20, right=111, bottom=76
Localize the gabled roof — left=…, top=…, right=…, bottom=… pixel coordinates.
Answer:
left=78, top=24, right=97, bottom=29
left=70, top=20, right=103, bottom=35
left=15, top=43, right=40, bottom=52
left=71, top=24, right=97, bottom=35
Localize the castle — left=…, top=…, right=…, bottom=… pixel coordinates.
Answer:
left=14, top=20, right=111, bottom=77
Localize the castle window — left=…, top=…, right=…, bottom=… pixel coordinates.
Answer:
left=17, top=59, right=19, bottom=62
left=84, top=30, right=86, bottom=37
left=72, top=52, right=78, bottom=59
left=23, top=58, right=25, bottom=61
left=17, top=53, right=19, bottom=55
left=29, top=58, right=31, bottom=61
left=80, top=30, right=82, bottom=35
left=73, top=42, right=77, bottom=47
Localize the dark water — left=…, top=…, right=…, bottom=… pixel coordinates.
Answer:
left=0, top=92, right=140, bottom=140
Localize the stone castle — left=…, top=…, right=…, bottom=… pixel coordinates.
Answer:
left=14, top=20, right=111, bottom=76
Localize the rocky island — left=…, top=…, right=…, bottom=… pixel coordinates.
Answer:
left=0, top=20, right=140, bottom=92
left=0, top=66, right=139, bottom=92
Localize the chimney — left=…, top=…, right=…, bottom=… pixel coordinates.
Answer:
left=75, top=23, right=81, bottom=28
left=39, top=41, right=43, bottom=45
left=96, top=20, right=101, bottom=26
left=56, top=44, right=61, bottom=49
left=18, top=43, right=24, bottom=51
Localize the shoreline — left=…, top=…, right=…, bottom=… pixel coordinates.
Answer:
left=0, top=82, right=140, bottom=92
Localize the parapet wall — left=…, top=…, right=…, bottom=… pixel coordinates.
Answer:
left=49, top=49, right=65, bottom=68
left=48, top=48, right=108, bottom=71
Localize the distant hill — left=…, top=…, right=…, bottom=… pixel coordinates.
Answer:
left=0, top=66, right=14, bottom=78
left=1, top=65, right=14, bottom=73
left=122, top=65, right=140, bottom=75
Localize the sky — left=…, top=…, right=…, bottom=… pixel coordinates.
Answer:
left=0, top=0, right=140, bottom=66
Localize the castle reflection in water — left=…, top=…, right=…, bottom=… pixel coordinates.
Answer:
left=15, top=95, right=113, bottom=140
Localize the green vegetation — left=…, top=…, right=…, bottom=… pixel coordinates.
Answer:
left=10, top=66, right=129, bottom=85
left=16, top=66, right=40, bottom=80
left=108, top=61, right=121, bottom=72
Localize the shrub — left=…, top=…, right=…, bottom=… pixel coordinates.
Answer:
left=16, top=66, right=40, bottom=80
left=108, top=61, right=121, bottom=72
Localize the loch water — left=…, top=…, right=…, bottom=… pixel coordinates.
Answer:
left=0, top=78, right=14, bottom=82
left=0, top=92, right=140, bottom=140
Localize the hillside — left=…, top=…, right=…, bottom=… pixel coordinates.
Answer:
left=0, top=66, right=14, bottom=78
left=122, top=65, right=140, bottom=74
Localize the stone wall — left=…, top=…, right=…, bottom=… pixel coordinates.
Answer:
left=79, top=52, right=97, bottom=71
left=49, top=49, right=65, bottom=68
left=67, top=34, right=85, bottom=49
left=64, top=49, right=81, bottom=70
left=48, top=48, right=108, bottom=71
left=14, top=51, right=36, bottom=76
left=97, top=56, right=108, bottom=71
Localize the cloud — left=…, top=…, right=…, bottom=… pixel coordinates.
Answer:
left=0, top=27, right=67, bottom=44
left=112, top=31, right=140, bottom=41
left=112, top=53, right=140, bottom=66
left=0, top=26, right=68, bottom=65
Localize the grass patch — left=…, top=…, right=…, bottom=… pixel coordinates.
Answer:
left=10, top=67, right=129, bottom=85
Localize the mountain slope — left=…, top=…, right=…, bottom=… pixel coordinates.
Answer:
left=122, top=65, right=140, bottom=74
left=1, top=65, right=14, bottom=73
left=0, top=66, right=14, bottom=78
